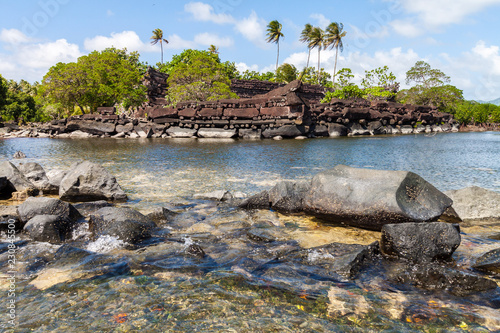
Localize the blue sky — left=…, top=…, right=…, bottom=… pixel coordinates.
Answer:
left=1, top=0, right=500, bottom=101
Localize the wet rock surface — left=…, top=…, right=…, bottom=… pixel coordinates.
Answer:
left=473, top=248, right=500, bottom=274
left=59, top=160, right=128, bottom=202
left=380, top=222, right=461, bottom=262
left=89, top=207, right=156, bottom=244
left=0, top=161, right=38, bottom=196
left=445, top=186, right=500, bottom=224
left=17, top=162, right=58, bottom=194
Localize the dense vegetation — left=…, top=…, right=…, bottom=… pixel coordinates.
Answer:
left=1, top=25, right=499, bottom=125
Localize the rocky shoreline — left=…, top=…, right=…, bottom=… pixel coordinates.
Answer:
left=5, top=79, right=499, bottom=140
left=1, top=158, right=499, bottom=316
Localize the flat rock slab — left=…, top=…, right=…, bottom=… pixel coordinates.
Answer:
left=166, top=127, right=197, bottom=138
left=445, top=186, right=500, bottom=224
left=473, top=248, right=500, bottom=274
left=197, top=128, right=237, bottom=138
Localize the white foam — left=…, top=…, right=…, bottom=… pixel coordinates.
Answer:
left=307, top=250, right=335, bottom=263
left=87, top=235, right=127, bottom=253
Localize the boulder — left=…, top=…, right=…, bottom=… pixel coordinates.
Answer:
left=67, top=120, right=115, bottom=136
left=238, top=129, right=261, bottom=139
left=197, top=128, right=237, bottom=139
left=72, top=200, right=112, bottom=217
left=328, top=123, right=348, bottom=137
left=394, top=264, right=498, bottom=296
left=262, top=125, right=307, bottom=138
left=146, top=206, right=177, bottom=224
left=17, top=197, right=82, bottom=224
left=444, top=186, right=500, bottom=224
left=239, top=191, right=270, bottom=209
left=302, top=165, right=453, bottom=230
left=89, top=207, right=156, bottom=243
left=13, top=151, right=26, bottom=159
left=23, top=215, right=73, bottom=243
left=348, top=123, right=370, bottom=136
left=473, top=248, right=500, bottom=274
left=69, top=130, right=92, bottom=138
left=0, top=177, right=9, bottom=198
left=17, top=162, right=58, bottom=194
left=166, top=127, right=197, bottom=138
left=0, top=161, right=38, bottom=196
left=46, top=168, right=68, bottom=191
left=0, top=205, right=22, bottom=231
left=380, top=222, right=461, bottom=262
left=59, top=160, right=128, bottom=202
left=268, top=180, right=310, bottom=212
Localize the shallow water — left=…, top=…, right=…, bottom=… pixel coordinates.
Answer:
left=1, top=132, right=500, bottom=332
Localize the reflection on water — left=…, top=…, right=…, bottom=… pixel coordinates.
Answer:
left=1, top=133, right=499, bottom=332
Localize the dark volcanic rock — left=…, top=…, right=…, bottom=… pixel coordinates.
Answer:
left=59, top=160, right=128, bottom=202
left=0, top=161, right=38, bottom=196
left=17, top=197, right=82, bottom=224
left=72, top=200, right=112, bottom=217
left=239, top=190, right=270, bottom=209
left=394, top=264, right=498, bottom=296
left=13, top=151, right=26, bottom=159
left=302, top=165, right=453, bottom=230
left=328, top=123, right=348, bottom=137
left=380, top=222, right=461, bottom=262
left=17, top=162, right=58, bottom=194
left=89, top=207, right=156, bottom=243
left=0, top=205, right=22, bottom=231
left=473, top=248, right=500, bottom=274
left=0, top=177, right=9, bottom=198
left=262, top=125, right=307, bottom=138
left=24, top=215, right=73, bottom=243
left=268, top=180, right=310, bottom=212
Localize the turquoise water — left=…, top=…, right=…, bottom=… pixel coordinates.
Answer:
left=1, top=132, right=499, bottom=332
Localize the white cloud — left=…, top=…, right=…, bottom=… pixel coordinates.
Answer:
left=0, top=35, right=82, bottom=82
left=164, top=34, right=197, bottom=50
left=310, top=14, right=330, bottom=29
left=234, top=10, right=268, bottom=48
left=193, top=33, right=233, bottom=47
left=0, top=28, right=32, bottom=44
left=107, top=10, right=114, bottom=17
left=84, top=31, right=152, bottom=52
left=184, top=2, right=235, bottom=24
left=390, top=0, right=500, bottom=37
left=235, top=62, right=259, bottom=73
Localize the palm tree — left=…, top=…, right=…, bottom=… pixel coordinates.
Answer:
left=308, top=27, right=324, bottom=82
left=325, top=22, right=346, bottom=84
left=300, top=23, right=313, bottom=69
left=208, top=45, right=219, bottom=54
left=150, top=28, right=169, bottom=64
left=266, top=20, right=284, bottom=72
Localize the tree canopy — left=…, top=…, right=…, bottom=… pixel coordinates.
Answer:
left=40, top=48, right=147, bottom=114
left=166, top=49, right=238, bottom=106
left=0, top=74, right=40, bottom=122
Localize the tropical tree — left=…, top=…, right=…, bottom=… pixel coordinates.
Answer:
left=266, top=20, right=284, bottom=72
left=150, top=28, right=169, bottom=64
left=276, top=63, right=298, bottom=83
left=325, top=22, right=346, bottom=84
left=300, top=23, right=313, bottom=69
left=405, top=61, right=450, bottom=88
left=208, top=44, right=219, bottom=54
left=308, top=26, right=325, bottom=81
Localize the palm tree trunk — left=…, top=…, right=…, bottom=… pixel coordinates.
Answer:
left=333, top=46, right=339, bottom=84
left=276, top=42, right=280, bottom=72
left=306, top=49, right=311, bottom=69
left=160, top=41, right=164, bottom=64
left=317, top=48, right=321, bottom=82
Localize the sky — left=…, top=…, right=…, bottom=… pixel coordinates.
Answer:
left=1, top=0, right=500, bottom=101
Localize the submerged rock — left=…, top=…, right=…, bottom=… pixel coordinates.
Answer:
left=59, top=160, right=128, bottom=202
left=89, top=207, right=156, bottom=244
left=268, top=180, right=310, bottom=212
left=394, top=264, right=498, bottom=296
left=13, top=151, right=26, bottom=159
left=444, top=186, right=500, bottom=224
left=380, top=222, right=461, bottom=262
left=303, top=165, right=453, bottom=230
left=473, top=248, right=500, bottom=274
left=0, top=205, right=22, bottom=231
left=72, top=200, right=112, bottom=217
left=17, top=162, right=58, bottom=194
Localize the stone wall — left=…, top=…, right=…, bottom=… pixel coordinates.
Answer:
left=22, top=80, right=460, bottom=140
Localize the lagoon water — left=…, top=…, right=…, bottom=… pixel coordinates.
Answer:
left=1, top=132, right=500, bottom=332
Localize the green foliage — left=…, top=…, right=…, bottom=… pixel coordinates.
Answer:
left=150, top=28, right=169, bottom=64
left=238, top=70, right=276, bottom=81
left=266, top=20, right=284, bottom=71
left=363, top=86, right=396, bottom=100
left=276, top=63, right=298, bottom=83
left=452, top=101, right=500, bottom=124
left=166, top=50, right=238, bottom=106
left=397, top=84, right=463, bottom=113
left=361, top=66, right=397, bottom=89
left=322, top=84, right=363, bottom=102
left=40, top=48, right=146, bottom=115
left=334, top=68, right=354, bottom=88
left=0, top=76, right=40, bottom=122
left=299, top=67, right=331, bottom=86
left=405, top=60, right=450, bottom=88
